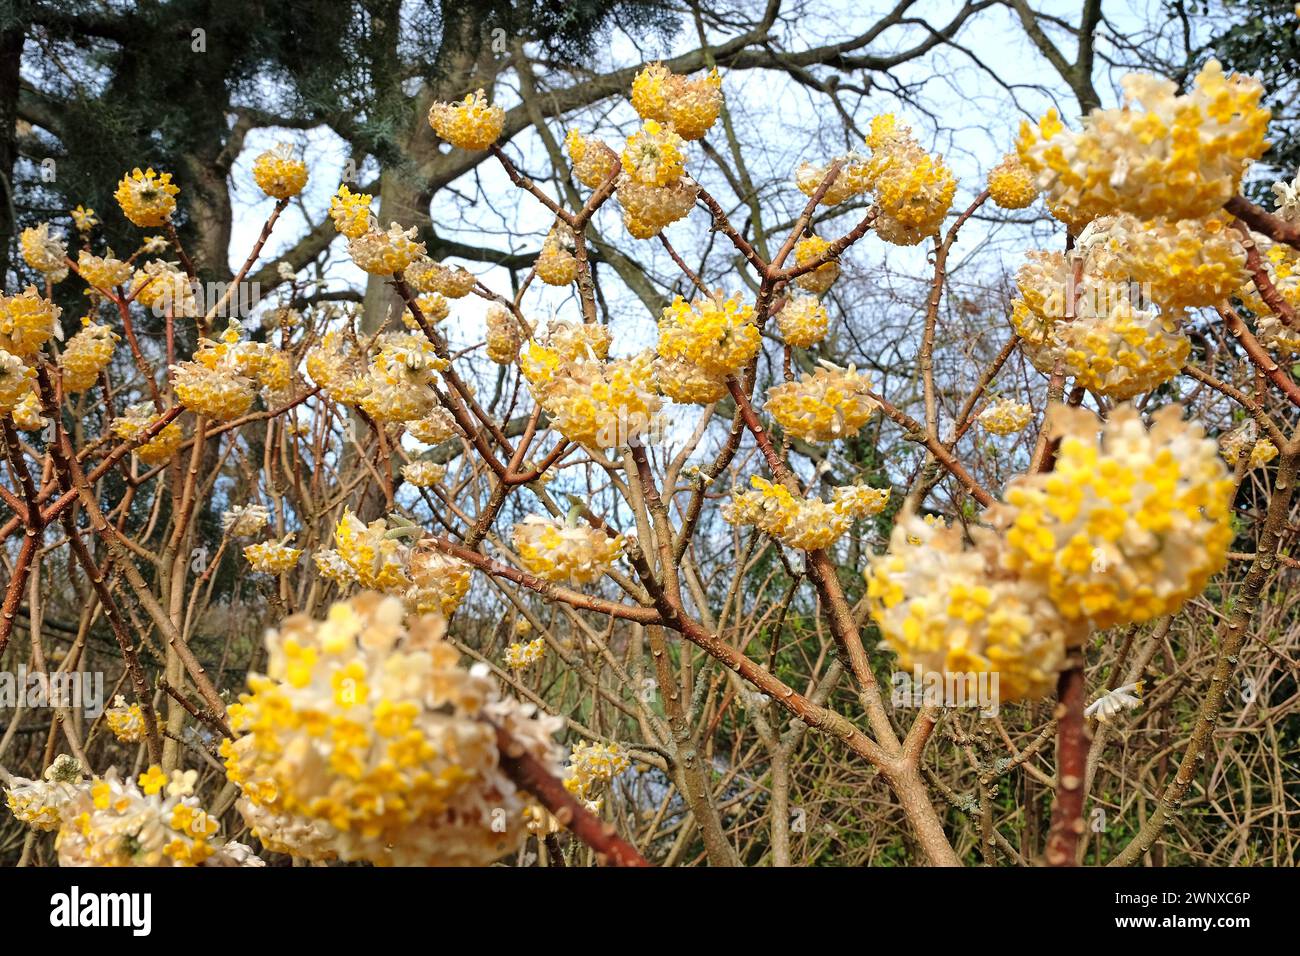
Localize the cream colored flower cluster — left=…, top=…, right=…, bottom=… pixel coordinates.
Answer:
left=999, top=405, right=1234, bottom=628
left=563, top=742, right=630, bottom=812
left=172, top=322, right=291, bottom=421
left=5, top=756, right=87, bottom=832
left=505, top=636, right=546, bottom=670
left=724, top=476, right=890, bottom=551
left=565, top=130, right=620, bottom=189
left=528, top=347, right=661, bottom=449
left=485, top=305, right=521, bottom=364
left=252, top=144, right=309, bottom=199
left=655, top=292, right=760, bottom=403
left=630, top=63, right=722, bottom=141
left=130, top=260, right=197, bottom=316
left=978, top=398, right=1033, bottom=435
left=407, top=405, right=460, bottom=445
left=764, top=363, right=880, bottom=442
left=1236, top=237, right=1300, bottom=356
left=244, top=537, right=302, bottom=574
left=57, top=318, right=117, bottom=393
left=0, top=286, right=60, bottom=358
left=348, top=222, right=426, bottom=276
left=36, top=763, right=261, bottom=867
left=104, top=695, right=149, bottom=743
left=222, top=503, right=271, bottom=537
left=401, top=459, right=446, bottom=488
left=795, top=154, right=871, bottom=207
left=512, top=514, right=624, bottom=584
left=861, top=114, right=957, bottom=245
left=866, top=513, right=1077, bottom=702
left=793, top=234, right=840, bottom=294
left=358, top=331, right=446, bottom=425
left=986, top=153, right=1038, bottom=210
left=776, top=295, right=830, bottom=349
left=19, top=222, right=69, bottom=281
left=535, top=225, right=581, bottom=286
left=111, top=402, right=184, bottom=465
left=427, top=89, right=505, bottom=151
left=1219, top=421, right=1279, bottom=470
left=221, top=593, right=563, bottom=865
left=1017, top=60, right=1269, bottom=225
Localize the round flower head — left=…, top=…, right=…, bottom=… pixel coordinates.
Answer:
left=71, top=205, right=98, bottom=234
left=105, top=694, right=149, bottom=743
left=1017, top=60, right=1269, bottom=224
left=358, top=331, right=445, bottom=424
left=407, top=406, right=459, bottom=445
left=723, top=477, right=885, bottom=551
left=115, top=168, right=180, bottom=227
left=997, top=404, right=1235, bottom=629
left=512, top=514, right=624, bottom=584
left=832, top=483, right=892, bottom=519
left=221, top=592, right=563, bottom=865
left=630, top=63, right=722, bottom=141
left=631, top=62, right=672, bottom=122
left=329, top=184, right=373, bottom=238
left=405, top=546, right=472, bottom=616
left=776, top=295, right=830, bottom=348
left=987, top=153, right=1038, bottom=210
left=866, top=512, right=1075, bottom=703
left=11, top=389, right=47, bottom=432
left=563, top=742, right=630, bottom=810
left=519, top=321, right=613, bottom=387
left=306, top=330, right=369, bottom=405
left=765, top=363, right=880, bottom=442
left=0, top=349, right=36, bottom=412
left=0, top=286, right=61, bottom=357
left=244, top=538, right=303, bottom=574
left=131, top=260, right=197, bottom=316
left=428, top=88, right=505, bottom=150
left=565, top=129, right=620, bottom=189
left=253, top=144, right=309, bottom=199
left=20, top=223, right=69, bottom=281
left=861, top=114, right=957, bottom=245
left=222, top=503, right=271, bottom=538
left=112, top=402, right=184, bottom=465
left=978, top=398, right=1033, bottom=436
left=348, top=222, right=425, bottom=276
left=55, top=765, right=255, bottom=867
left=796, top=156, right=871, bottom=206
left=656, top=292, right=759, bottom=380
left=485, top=304, right=521, bottom=364
left=793, top=234, right=840, bottom=294
left=1219, top=421, right=1279, bottom=470
left=5, top=755, right=87, bottom=832
left=322, top=511, right=415, bottom=592
left=401, top=459, right=445, bottom=488
left=535, top=228, right=581, bottom=286
left=75, top=252, right=132, bottom=294
left=171, top=358, right=256, bottom=420
left=616, top=175, right=698, bottom=233
left=622, top=120, right=686, bottom=187
left=654, top=353, right=729, bottom=404
left=529, top=350, right=661, bottom=450
left=505, top=637, right=546, bottom=670
left=409, top=259, right=476, bottom=298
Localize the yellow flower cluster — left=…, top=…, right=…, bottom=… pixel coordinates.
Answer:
left=1017, top=60, right=1269, bottom=224
left=796, top=156, right=871, bottom=207
left=244, top=538, right=303, bottom=574
left=505, top=637, right=546, bottom=670
left=222, top=503, right=271, bottom=537
left=485, top=304, right=521, bottom=364
left=131, top=260, right=197, bottom=315
left=401, top=460, right=445, bottom=488
left=50, top=765, right=257, bottom=867
left=655, top=292, right=759, bottom=400
left=111, top=402, right=184, bottom=465
left=1088, top=213, right=1247, bottom=312
left=616, top=174, right=698, bottom=238
left=861, top=114, right=957, bottom=245
left=622, top=119, right=686, bottom=187
left=725, top=476, right=890, bottom=551
left=866, top=513, right=1077, bottom=702
left=306, top=330, right=369, bottom=404
left=348, top=222, right=425, bottom=275
left=765, top=363, right=880, bottom=442
left=563, top=741, right=630, bottom=811
left=565, top=129, right=620, bottom=188
left=1219, top=422, right=1279, bottom=470
left=999, top=404, right=1234, bottom=628
left=252, top=144, right=309, bottom=199
left=71, top=205, right=98, bottom=233
left=987, top=153, right=1038, bottom=210
left=1236, top=238, right=1300, bottom=354
left=512, top=514, right=624, bottom=584
left=520, top=321, right=613, bottom=387
left=356, top=331, right=444, bottom=424
left=329, top=185, right=373, bottom=238
left=0, top=286, right=60, bottom=357
left=76, top=252, right=132, bottom=292
left=630, top=63, right=723, bottom=141
left=536, top=226, right=581, bottom=285
left=776, top=294, right=829, bottom=348
left=530, top=348, right=661, bottom=449
left=20, top=222, right=69, bottom=281
left=0, top=350, right=34, bottom=412
left=171, top=327, right=262, bottom=420
left=11, top=390, right=46, bottom=431
left=793, top=234, right=840, bottom=293
left=115, top=168, right=180, bottom=227
left=978, top=398, right=1033, bottom=435
left=105, top=695, right=148, bottom=743
left=1010, top=245, right=1190, bottom=400
left=427, top=89, right=505, bottom=151
left=4, top=756, right=85, bottom=832
left=221, top=593, right=563, bottom=864
left=407, top=257, right=476, bottom=298
left=407, top=406, right=459, bottom=445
